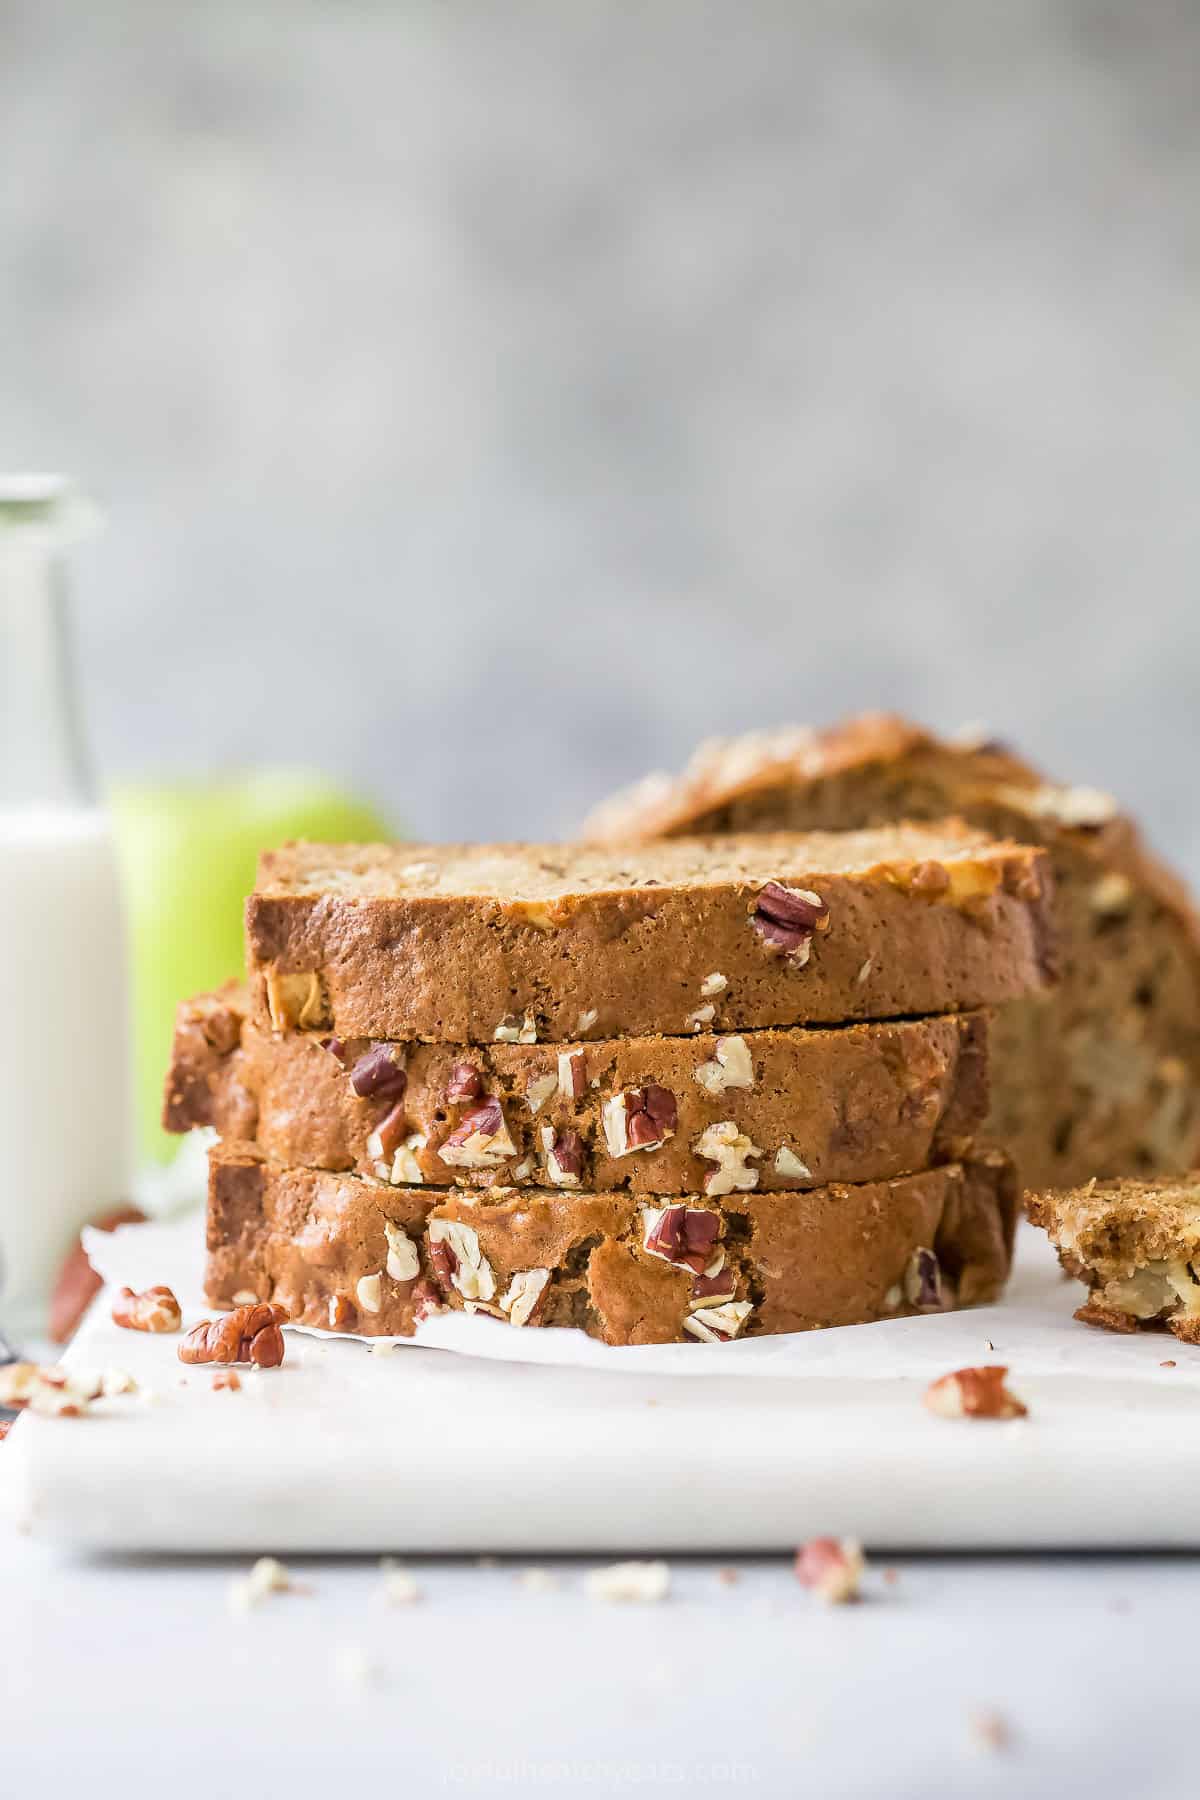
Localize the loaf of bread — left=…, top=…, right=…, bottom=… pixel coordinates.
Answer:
left=583, top=714, right=1200, bottom=1187
left=1028, top=1173, right=1200, bottom=1341
left=245, top=824, right=1055, bottom=1043
left=165, top=986, right=989, bottom=1196
left=208, top=1141, right=1017, bottom=1347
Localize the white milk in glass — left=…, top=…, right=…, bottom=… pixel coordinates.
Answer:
left=0, top=810, right=131, bottom=1312
left=0, top=478, right=132, bottom=1328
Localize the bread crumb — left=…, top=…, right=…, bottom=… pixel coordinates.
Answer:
left=517, top=1567, right=561, bottom=1592
left=794, top=1537, right=864, bottom=1603
left=378, top=1559, right=421, bottom=1605
left=228, top=1556, right=293, bottom=1613
left=585, top=1560, right=670, bottom=1604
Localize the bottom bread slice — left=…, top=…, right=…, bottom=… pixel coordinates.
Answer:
left=208, top=1143, right=1017, bottom=1346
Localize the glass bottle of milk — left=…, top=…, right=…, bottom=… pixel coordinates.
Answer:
left=0, top=477, right=132, bottom=1328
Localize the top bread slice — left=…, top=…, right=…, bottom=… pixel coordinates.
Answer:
left=246, top=822, right=1054, bottom=1043
left=583, top=714, right=1200, bottom=1187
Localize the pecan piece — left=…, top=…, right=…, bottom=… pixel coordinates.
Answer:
left=601, top=1086, right=677, bottom=1157
left=682, top=1300, right=753, bottom=1343
left=794, top=1537, right=864, bottom=1604
left=524, top=1072, right=557, bottom=1114
left=411, top=1279, right=445, bottom=1322
left=112, top=1285, right=182, bottom=1334
left=366, top=1100, right=409, bottom=1165
left=541, top=1126, right=584, bottom=1187
left=0, top=1363, right=106, bottom=1417
left=446, top=1061, right=484, bottom=1103
left=693, top=1121, right=761, bottom=1195
left=348, top=1044, right=407, bottom=1102
left=438, top=1096, right=517, bottom=1169
left=695, top=1035, right=754, bottom=1097
left=178, top=1302, right=290, bottom=1368
left=265, top=969, right=328, bottom=1031
left=499, top=1267, right=551, bottom=1328
left=642, top=1204, right=721, bottom=1274
left=690, top=1249, right=737, bottom=1304
left=557, top=1049, right=587, bottom=1101
left=903, top=1247, right=944, bottom=1313
left=428, top=1219, right=496, bottom=1302
left=750, top=882, right=830, bottom=959
left=384, top=1220, right=421, bottom=1283
left=924, top=1365, right=1028, bottom=1420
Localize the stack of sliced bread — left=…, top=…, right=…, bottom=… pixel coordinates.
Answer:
left=164, top=823, right=1054, bottom=1345
left=585, top=714, right=1200, bottom=1190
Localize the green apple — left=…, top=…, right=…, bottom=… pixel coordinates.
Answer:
left=111, top=771, right=394, bottom=1162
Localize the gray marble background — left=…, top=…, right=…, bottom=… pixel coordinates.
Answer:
left=3, top=0, right=1198, bottom=868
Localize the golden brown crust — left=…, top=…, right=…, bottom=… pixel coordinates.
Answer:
left=244, top=824, right=1055, bottom=1043
left=583, top=714, right=1200, bottom=1187
left=205, top=1143, right=1017, bottom=1347
left=166, top=986, right=990, bottom=1196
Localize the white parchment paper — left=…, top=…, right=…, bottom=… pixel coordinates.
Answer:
left=82, top=1207, right=1190, bottom=1382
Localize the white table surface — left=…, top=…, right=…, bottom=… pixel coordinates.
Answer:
left=1, top=1521, right=1193, bottom=1799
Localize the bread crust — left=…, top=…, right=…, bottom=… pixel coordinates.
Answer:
left=206, top=1143, right=1017, bottom=1347
left=166, top=985, right=989, bottom=1196
left=244, top=823, right=1055, bottom=1043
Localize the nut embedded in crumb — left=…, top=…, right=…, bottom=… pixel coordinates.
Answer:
left=355, top=1273, right=383, bottom=1315
left=750, top=882, right=830, bottom=960
left=693, top=1121, right=761, bottom=1195
left=493, top=1012, right=537, bottom=1044
left=924, top=1365, right=1028, bottom=1420
left=228, top=1556, right=294, bottom=1613
left=584, top=1560, right=670, bottom=1604
left=773, top=1144, right=812, bottom=1181
left=112, top=1285, right=183, bottom=1334
left=794, top=1537, right=865, bottom=1604
left=694, top=1035, right=754, bottom=1096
